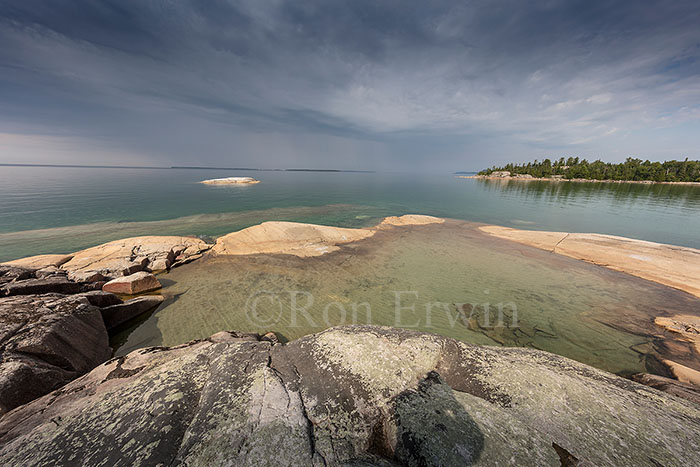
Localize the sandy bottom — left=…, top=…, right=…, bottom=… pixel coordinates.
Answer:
left=113, top=220, right=700, bottom=377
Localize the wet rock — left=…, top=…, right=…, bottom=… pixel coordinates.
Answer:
left=171, top=253, right=203, bottom=268
left=0, top=326, right=698, bottom=466
left=102, top=272, right=161, bottom=295
left=79, top=290, right=123, bottom=308
left=0, top=294, right=111, bottom=414
left=632, top=373, right=700, bottom=405
left=100, top=295, right=164, bottom=330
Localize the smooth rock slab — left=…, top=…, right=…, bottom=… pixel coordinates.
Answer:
left=2, top=254, right=73, bottom=270
left=102, top=271, right=161, bottom=295
left=0, top=326, right=698, bottom=466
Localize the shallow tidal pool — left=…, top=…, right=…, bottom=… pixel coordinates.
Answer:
left=113, top=220, right=700, bottom=377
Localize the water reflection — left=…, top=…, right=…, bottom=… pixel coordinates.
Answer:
left=476, top=178, right=700, bottom=210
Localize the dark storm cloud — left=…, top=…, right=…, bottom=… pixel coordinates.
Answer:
left=0, top=0, right=699, bottom=170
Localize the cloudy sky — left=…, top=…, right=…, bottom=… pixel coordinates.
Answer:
left=1, top=1, right=699, bottom=172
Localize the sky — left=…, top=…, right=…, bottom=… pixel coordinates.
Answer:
left=1, top=0, right=699, bottom=173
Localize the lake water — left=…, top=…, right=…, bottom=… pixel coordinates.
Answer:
left=1, top=166, right=700, bottom=262
left=113, top=221, right=700, bottom=378
left=2, top=166, right=700, bottom=378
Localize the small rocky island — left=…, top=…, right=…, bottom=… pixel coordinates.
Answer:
left=200, top=176, right=261, bottom=184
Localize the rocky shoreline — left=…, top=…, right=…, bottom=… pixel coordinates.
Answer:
left=479, top=224, right=700, bottom=388
left=0, top=215, right=446, bottom=414
left=1, top=215, right=699, bottom=463
left=459, top=173, right=700, bottom=185
left=0, top=235, right=211, bottom=414
left=1, top=325, right=699, bottom=465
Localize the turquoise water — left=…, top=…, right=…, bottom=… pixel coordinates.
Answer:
left=1, top=166, right=700, bottom=261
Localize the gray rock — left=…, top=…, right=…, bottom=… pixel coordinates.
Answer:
left=0, top=294, right=111, bottom=414
left=0, top=266, right=35, bottom=287
left=1, top=277, right=86, bottom=297
left=79, top=290, right=123, bottom=308
left=34, top=266, right=67, bottom=279
left=0, top=326, right=698, bottom=466
left=67, top=270, right=107, bottom=283
left=100, top=295, right=164, bottom=330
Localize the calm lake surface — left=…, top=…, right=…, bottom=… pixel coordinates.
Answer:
left=1, top=166, right=700, bottom=261
left=113, top=221, right=700, bottom=378
left=2, top=165, right=700, bottom=378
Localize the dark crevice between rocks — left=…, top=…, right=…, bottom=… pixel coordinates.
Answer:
left=104, top=356, right=145, bottom=381
left=552, top=442, right=581, bottom=466
left=12, top=350, right=76, bottom=373
left=267, top=352, right=328, bottom=466
left=168, top=349, right=219, bottom=467
left=367, top=416, right=393, bottom=461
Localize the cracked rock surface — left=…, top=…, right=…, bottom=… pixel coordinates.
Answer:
left=0, top=293, right=111, bottom=414
left=0, top=325, right=698, bottom=466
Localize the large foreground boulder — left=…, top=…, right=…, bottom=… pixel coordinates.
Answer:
left=0, top=326, right=698, bottom=466
left=0, top=294, right=111, bottom=414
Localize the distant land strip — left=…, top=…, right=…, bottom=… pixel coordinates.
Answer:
left=0, top=163, right=374, bottom=173
left=472, top=157, right=700, bottom=183
left=171, top=166, right=375, bottom=173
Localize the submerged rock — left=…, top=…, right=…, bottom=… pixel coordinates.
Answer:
left=0, top=294, right=111, bottom=414
left=479, top=225, right=700, bottom=299
left=102, top=271, right=162, bottom=295
left=0, top=326, right=697, bottom=465
left=379, top=214, right=445, bottom=227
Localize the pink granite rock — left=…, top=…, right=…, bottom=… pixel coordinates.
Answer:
left=102, top=271, right=161, bottom=295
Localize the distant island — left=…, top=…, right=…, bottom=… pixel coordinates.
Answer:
left=200, top=176, right=260, bottom=185
left=468, top=157, right=700, bottom=183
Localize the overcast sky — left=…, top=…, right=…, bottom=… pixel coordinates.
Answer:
left=1, top=1, right=699, bottom=172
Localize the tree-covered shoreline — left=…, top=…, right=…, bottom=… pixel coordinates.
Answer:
left=479, top=157, right=700, bottom=182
